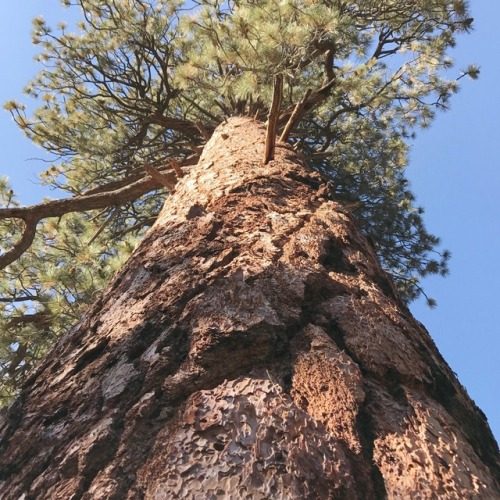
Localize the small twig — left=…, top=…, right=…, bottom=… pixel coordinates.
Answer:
left=263, top=74, right=284, bottom=164
left=341, top=200, right=362, bottom=212
left=278, top=74, right=336, bottom=127
left=143, top=164, right=177, bottom=191
left=87, top=206, right=120, bottom=246
left=279, top=88, right=312, bottom=143
left=6, top=343, right=28, bottom=376
left=213, top=99, right=231, bottom=117
left=84, top=154, right=199, bottom=196
left=181, top=94, right=220, bottom=122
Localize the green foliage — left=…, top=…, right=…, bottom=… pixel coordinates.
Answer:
left=1, top=0, right=475, bottom=399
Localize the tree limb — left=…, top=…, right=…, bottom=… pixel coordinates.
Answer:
left=323, top=49, right=335, bottom=86
left=0, top=295, right=39, bottom=303
left=143, top=164, right=177, bottom=190
left=87, top=207, right=120, bottom=246
left=5, top=343, right=28, bottom=377
left=0, top=214, right=38, bottom=274
left=279, top=89, right=312, bottom=143
left=263, top=74, right=283, bottom=164
left=195, top=120, right=212, bottom=141
left=170, top=159, right=185, bottom=179
left=0, top=164, right=191, bottom=270
left=278, top=76, right=336, bottom=126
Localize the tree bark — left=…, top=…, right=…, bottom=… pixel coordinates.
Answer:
left=0, top=117, right=498, bottom=498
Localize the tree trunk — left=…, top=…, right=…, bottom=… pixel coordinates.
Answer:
left=0, top=117, right=498, bottom=499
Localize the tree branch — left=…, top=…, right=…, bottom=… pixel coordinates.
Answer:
left=279, top=89, right=312, bottom=143
left=0, top=159, right=196, bottom=270
left=170, top=159, right=185, bottom=179
left=143, top=164, right=177, bottom=190
left=5, top=343, right=28, bottom=377
left=279, top=76, right=336, bottom=127
left=263, top=74, right=283, bottom=164
left=87, top=207, right=120, bottom=246
left=0, top=214, right=38, bottom=274
left=195, top=120, right=212, bottom=141
left=0, top=295, right=39, bottom=303
left=83, top=155, right=198, bottom=196
left=323, top=49, right=335, bottom=85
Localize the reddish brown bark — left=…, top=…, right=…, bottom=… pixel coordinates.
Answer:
left=0, top=117, right=498, bottom=498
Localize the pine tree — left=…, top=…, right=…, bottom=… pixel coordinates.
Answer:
left=0, top=0, right=480, bottom=396
left=1, top=1, right=498, bottom=497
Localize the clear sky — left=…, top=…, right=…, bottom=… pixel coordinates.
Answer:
left=1, top=2, right=498, bottom=442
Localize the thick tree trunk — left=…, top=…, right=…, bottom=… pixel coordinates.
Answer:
left=0, top=117, right=498, bottom=499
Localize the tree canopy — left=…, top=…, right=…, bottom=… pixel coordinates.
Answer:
left=0, top=0, right=477, bottom=400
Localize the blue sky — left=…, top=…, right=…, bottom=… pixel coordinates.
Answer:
left=1, top=2, right=498, bottom=442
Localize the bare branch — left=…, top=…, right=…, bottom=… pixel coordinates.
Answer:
left=84, top=156, right=197, bottom=196
left=323, top=49, right=335, bottom=85
left=0, top=294, right=39, bottom=303
left=0, top=161, right=195, bottom=270
left=279, top=76, right=336, bottom=127
left=5, top=343, right=28, bottom=377
left=151, top=114, right=208, bottom=136
left=181, top=94, right=220, bottom=122
left=170, top=159, right=185, bottom=179
left=7, top=313, right=50, bottom=327
left=279, top=89, right=312, bottom=143
left=87, top=207, right=120, bottom=246
left=195, top=120, right=212, bottom=141
left=263, top=74, right=283, bottom=165
left=143, top=164, right=177, bottom=190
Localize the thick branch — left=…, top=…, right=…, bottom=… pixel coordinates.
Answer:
left=323, top=49, right=335, bottom=85
left=0, top=215, right=38, bottom=274
left=0, top=167, right=183, bottom=270
left=151, top=114, right=211, bottom=137
left=85, top=156, right=198, bottom=196
left=5, top=343, right=28, bottom=377
left=8, top=313, right=50, bottom=327
left=170, top=159, right=185, bottom=179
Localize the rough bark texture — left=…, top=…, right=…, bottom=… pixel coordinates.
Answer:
left=0, top=117, right=499, bottom=498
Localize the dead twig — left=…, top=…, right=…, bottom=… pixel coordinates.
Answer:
left=87, top=206, right=120, bottom=246
left=263, top=74, right=283, bottom=164
left=170, top=159, right=185, bottom=179
left=279, top=88, right=312, bottom=143
left=195, top=120, right=212, bottom=141
left=143, top=164, right=177, bottom=190
left=278, top=52, right=336, bottom=127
